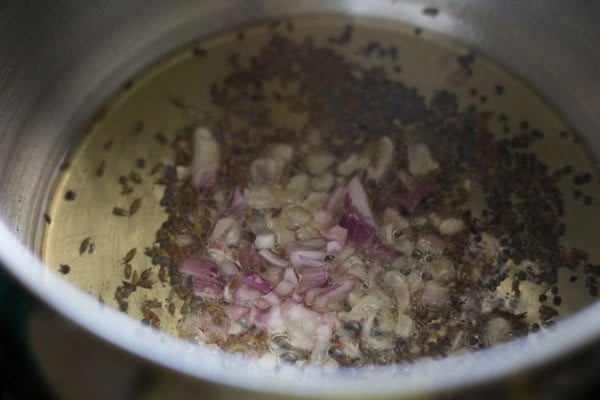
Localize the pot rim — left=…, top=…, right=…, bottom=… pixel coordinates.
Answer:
left=2, top=222, right=600, bottom=397
left=2, top=0, right=600, bottom=396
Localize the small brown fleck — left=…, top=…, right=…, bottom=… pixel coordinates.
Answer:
left=129, top=171, right=143, bottom=184
left=59, top=264, right=70, bottom=274
left=88, top=243, right=95, bottom=254
left=121, top=185, right=134, bottom=195
left=158, top=266, right=166, bottom=283
left=43, top=213, right=52, bottom=224
left=135, top=158, right=146, bottom=169
left=154, top=132, right=168, bottom=145
left=133, top=121, right=144, bottom=134
left=131, top=270, right=140, bottom=287
left=79, top=237, right=91, bottom=255
left=422, top=7, right=439, bottom=17
left=124, top=263, right=132, bottom=279
left=129, top=198, right=142, bottom=216
left=65, top=190, right=76, bottom=201
left=123, top=248, right=137, bottom=264
left=96, top=160, right=106, bottom=177
left=103, top=140, right=113, bottom=151
left=59, top=161, right=70, bottom=171
left=168, top=302, right=176, bottom=315
left=113, top=207, right=128, bottom=216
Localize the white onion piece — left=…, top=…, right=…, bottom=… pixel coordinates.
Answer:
left=210, top=217, right=241, bottom=248
left=345, top=176, right=375, bottom=225
left=407, top=142, right=439, bottom=176
left=192, top=127, right=220, bottom=189
left=439, top=217, right=465, bottom=235
left=417, top=234, right=446, bottom=255
left=313, top=209, right=333, bottom=226
left=326, top=241, right=343, bottom=254
left=254, top=231, right=276, bottom=249
left=250, top=158, right=284, bottom=184
left=227, top=304, right=249, bottom=320
left=289, top=250, right=327, bottom=269
left=254, top=305, right=285, bottom=333
left=257, top=249, right=289, bottom=268
left=218, top=260, right=240, bottom=277
left=367, top=136, right=394, bottom=181
left=312, top=279, right=356, bottom=311
left=418, top=282, right=450, bottom=307
left=310, top=315, right=335, bottom=364
left=274, top=280, right=295, bottom=297
left=282, top=301, right=321, bottom=350
left=234, top=284, right=262, bottom=302
left=283, top=267, right=299, bottom=284
left=263, top=291, right=281, bottom=306
left=228, top=186, right=247, bottom=218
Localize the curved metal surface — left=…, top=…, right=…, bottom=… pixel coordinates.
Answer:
left=1, top=1, right=599, bottom=398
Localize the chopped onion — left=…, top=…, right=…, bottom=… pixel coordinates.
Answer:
left=298, top=266, right=328, bottom=288
left=192, top=127, right=220, bottom=189
left=275, top=280, right=295, bottom=297
left=407, top=142, right=439, bottom=176
left=228, top=186, right=247, bottom=218
left=250, top=158, right=284, bottom=184
left=338, top=214, right=375, bottom=247
left=257, top=249, right=289, bottom=268
left=192, top=277, right=224, bottom=299
left=227, top=304, right=249, bottom=320
left=241, top=271, right=272, bottom=294
left=344, top=176, right=375, bottom=225
left=289, top=249, right=327, bottom=269
left=418, top=282, right=450, bottom=307
left=238, top=240, right=264, bottom=267
left=234, top=283, right=262, bottom=302
left=210, top=217, right=241, bottom=247
left=180, top=257, right=219, bottom=279
left=312, top=279, right=356, bottom=311
left=254, top=231, right=276, bottom=249
left=417, top=234, right=446, bottom=255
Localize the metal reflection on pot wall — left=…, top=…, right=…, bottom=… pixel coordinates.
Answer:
left=0, top=1, right=600, bottom=399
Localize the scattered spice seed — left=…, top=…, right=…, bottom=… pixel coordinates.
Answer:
left=494, top=85, right=504, bottom=95
left=135, top=158, right=146, bottom=169
left=168, top=302, right=176, bottom=315
left=96, top=160, right=105, bottom=177
left=123, top=248, right=137, bottom=264
left=88, top=243, right=95, bottom=254
left=129, top=198, right=142, bottom=216
left=59, top=161, right=70, bottom=171
left=131, top=270, right=140, bottom=287
left=124, top=263, right=132, bottom=279
left=422, top=7, right=439, bottom=17
left=59, top=264, right=70, bottom=274
left=129, top=171, right=143, bottom=184
left=79, top=237, right=91, bottom=255
left=64, top=190, right=76, bottom=201
left=158, top=266, right=166, bottom=283
left=103, top=139, right=113, bottom=151
left=43, top=213, right=52, bottom=224
left=154, top=132, right=168, bottom=145
left=121, top=185, right=134, bottom=195
left=113, top=207, right=128, bottom=216
left=192, top=47, right=207, bottom=57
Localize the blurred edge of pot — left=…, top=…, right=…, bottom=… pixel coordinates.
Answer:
left=1, top=1, right=600, bottom=399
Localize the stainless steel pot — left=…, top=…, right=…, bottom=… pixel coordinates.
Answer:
left=1, top=1, right=599, bottom=398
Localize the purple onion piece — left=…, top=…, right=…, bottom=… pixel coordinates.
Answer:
left=298, top=266, right=329, bottom=288
left=345, top=176, right=375, bottom=225
left=258, top=249, right=289, bottom=268
left=241, top=271, right=272, bottom=294
left=192, top=167, right=217, bottom=189
left=338, top=214, right=376, bottom=247
left=400, top=175, right=438, bottom=212
left=180, top=257, right=220, bottom=279
left=192, top=277, right=224, bottom=298
left=228, top=186, right=247, bottom=218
